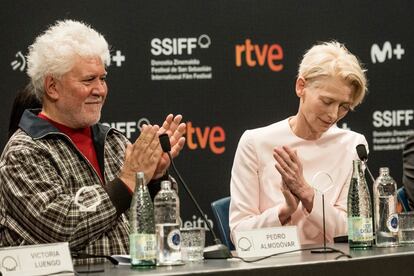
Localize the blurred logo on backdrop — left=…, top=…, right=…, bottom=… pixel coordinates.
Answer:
left=10, top=51, right=26, bottom=71
left=10, top=49, right=125, bottom=72
left=182, top=214, right=214, bottom=231
left=235, top=39, right=284, bottom=72
left=369, top=40, right=410, bottom=152
left=150, top=34, right=213, bottom=81
left=340, top=110, right=413, bottom=152
left=370, top=41, right=405, bottom=64
left=110, top=50, right=126, bottom=67
left=103, top=119, right=226, bottom=155
left=102, top=118, right=151, bottom=139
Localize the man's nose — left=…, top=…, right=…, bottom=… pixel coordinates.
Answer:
left=91, top=79, right=107, bottom=95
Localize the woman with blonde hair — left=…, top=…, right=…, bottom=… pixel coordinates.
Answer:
left=230, top=41, right=368, bottom=245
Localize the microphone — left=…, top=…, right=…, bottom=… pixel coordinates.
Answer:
left=159, top=133, right=231, bottom=259
left=356, top=144, right=375, bottom=183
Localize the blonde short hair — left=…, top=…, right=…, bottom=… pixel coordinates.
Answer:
left=298, top=41, right=367, bottom=109
left=27, top=20, right=110, bottom=102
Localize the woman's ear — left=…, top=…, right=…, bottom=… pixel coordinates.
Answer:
left=295, top=77, right=306, bottom=98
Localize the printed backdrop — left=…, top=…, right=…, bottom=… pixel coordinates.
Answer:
left=1, top=0, right=413, bottom=243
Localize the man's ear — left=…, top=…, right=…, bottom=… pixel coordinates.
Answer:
left=295, top=77, right=306, bottom=98
left=44, top=75, right=59, bottom=101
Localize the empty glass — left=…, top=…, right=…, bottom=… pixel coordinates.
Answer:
left=399, top=212, right=414, bottom=244
left=180, top=227, right=205, bottom=262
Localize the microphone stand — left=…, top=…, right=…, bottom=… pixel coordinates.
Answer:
left=311, top=193, right=335, bottom=253
left=160, top=134, right=231, bottom=259
left=356, top=144, right=376, bottom=184
left=363, top=160, right=376, bottom=184
left=310, top=172, right=335, bottom=254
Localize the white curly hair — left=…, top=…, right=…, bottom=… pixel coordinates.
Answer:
left=26, top=20, right=110, bottom=102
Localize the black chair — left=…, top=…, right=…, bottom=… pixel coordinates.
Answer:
left=211, top=197, right=235, bottom=250
left=397, top=186, right=411, bottom=212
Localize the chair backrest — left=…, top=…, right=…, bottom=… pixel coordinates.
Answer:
left=211, top=197, right=235, bottom=250
left=397, top=186, right=411, bottom=212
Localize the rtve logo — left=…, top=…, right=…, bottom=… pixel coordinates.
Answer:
left=186, top=122, right=225, bottom=154
left=103, top=119, right=225, bottom=155
left=151, top=35, right=211, bottom=56
left=235, top=39, right=284, bottom=72
left=371, top=42, right=405, bottom=64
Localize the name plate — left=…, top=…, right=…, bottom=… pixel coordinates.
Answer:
left=234, top=226, right=300, bottom=258
left=0, top=242, right=74, bottom=276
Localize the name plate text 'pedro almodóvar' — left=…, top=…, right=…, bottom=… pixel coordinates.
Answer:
left=234, top=226, right=299, bottom=258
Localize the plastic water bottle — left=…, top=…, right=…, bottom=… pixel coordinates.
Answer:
left=154, top=180, right=182, bottom=265
left=374, top=167, right=398, bottom=247
left=347, top=159, right=373, bottom=249
left=129, top=172, right=157, bottom=267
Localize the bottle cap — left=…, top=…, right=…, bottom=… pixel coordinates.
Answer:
left=379, top=167, right=389, bottom=174
left=136, top=172, right=146, bottom=186
left=161, top=180, right=172, bottom=190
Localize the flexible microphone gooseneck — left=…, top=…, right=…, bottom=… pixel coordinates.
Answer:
left=356, top=144, right=376, bottom=183
left=159, top=133, right=231, bottom=259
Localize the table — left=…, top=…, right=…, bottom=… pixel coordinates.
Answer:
left=75, top=243, right=414, bottom=276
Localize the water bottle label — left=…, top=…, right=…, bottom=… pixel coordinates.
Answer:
left=167, top=229, right=181, bottom=250
left=348, top=217, right=373, bottom=241
left=386, top=213, right=399, bottom=233
left=130, top=233, right=157, bottom=260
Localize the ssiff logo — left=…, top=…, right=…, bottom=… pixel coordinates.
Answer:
left=235, top=39, right=284, bottom=72
left=372, top=109, right=414, bottom=127
left=151, top=35, right=211, bottom=56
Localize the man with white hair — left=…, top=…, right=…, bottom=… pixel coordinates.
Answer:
left=0, top=20, right=186, bottom=263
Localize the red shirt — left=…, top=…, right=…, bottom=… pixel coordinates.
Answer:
left=38, top=113, right=104, bottom=183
